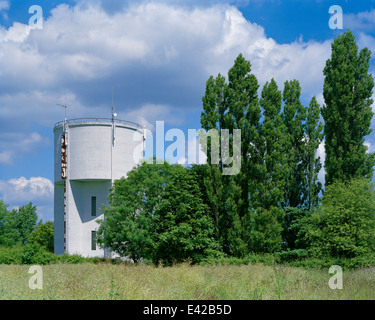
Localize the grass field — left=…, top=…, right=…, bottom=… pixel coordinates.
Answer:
left=0, top=263, right=374, bottom=300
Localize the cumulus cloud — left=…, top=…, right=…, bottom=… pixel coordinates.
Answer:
left=365, top=141, right=374, bottom=154
left=0, top=0, right=9, bottom=11
left=0, top=2, right=333, bottom=131
left=0, top=0, right=9, bottom=20
left=122, top=103, right=186, bottom=131
left=0, top=132, right=50, bottom=166
left=345, top=9, right=375, bottom=32
left=0, top=177, right=54, bottom=220
left=6, top=176, right=53, bottom=199
left=0, top=1, right=346, bottom=203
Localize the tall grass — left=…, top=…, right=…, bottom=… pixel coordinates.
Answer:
left=0, top=263, right=374, bottom=300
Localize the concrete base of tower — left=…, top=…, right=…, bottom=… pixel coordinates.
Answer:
left=54, top=179, right=112, bottom=258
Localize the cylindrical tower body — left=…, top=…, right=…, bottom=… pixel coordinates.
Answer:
left=54, top=119, right=144, bottom=257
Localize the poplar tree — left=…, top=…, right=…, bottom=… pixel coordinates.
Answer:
left=249, top=79, right=286, bottom=253
left=322, top=31, right=375, bottom=185
left=200, top=54, right=261, bottom=256
left=226, top=54, right=261, bottom=219
left=201, top=73, right=238, bottom=254
left=304, top=97, right=324, bottom=210
left=282, top=80, right=307, bottom=208
left=257, top=78, right=286, bottom=210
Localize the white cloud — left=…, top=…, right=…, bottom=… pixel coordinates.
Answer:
left=0, top=2, right=333, bottom=127
left=7, top=177, right=53, bottom=198
left=2, top=22, right=31, bottom=42
left=0, top=0, right=9, bottom=11
left=0, top=132, right=49, bottom=166
left=0, top=1, right=342, bottom=180
left=0, top=0, right=9, bottom=20
left=345, top=10, right=375, bottom=32
left=365, top=141, right=374, bottom=154
left=0, top=177, right=54, bottom=221
left=122, top=103, right=185, bottom=132
left=317, top=141, right=326, bottom=185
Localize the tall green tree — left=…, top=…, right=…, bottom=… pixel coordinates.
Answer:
left=201, top=74, right=240, bottom=255
left=304, top=97, right=324, bottom=210
left=248, top=79, right=286, bottom=253
left=257, top=78, right=286, bottom=211
left=226, top=54, right=261, bottom=219
left=322, top=30, right=375, bottom=185
left=282, top=80, right=308, bottom=208
left=201, top=54, right=261, bottom=218
left=200, top=54, right=261, bottom=256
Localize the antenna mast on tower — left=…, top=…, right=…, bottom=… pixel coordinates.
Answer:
left=57, top=104, right=68, bottom=121
left=111, top=87, right=118, bottom=121
left=111, top=88, right=118, bottom=146
left=57, top=104, right=68, bottom=133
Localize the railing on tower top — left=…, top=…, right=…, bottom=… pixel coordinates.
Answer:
left=54, top=118, right=143, bottom=130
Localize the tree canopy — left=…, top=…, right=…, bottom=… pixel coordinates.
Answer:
left=97, top=161, right=220, bottom=264
left=322, top=30, right=375, bottom=185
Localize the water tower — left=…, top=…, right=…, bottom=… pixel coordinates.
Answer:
left=53, top=117, right=144, bottom=257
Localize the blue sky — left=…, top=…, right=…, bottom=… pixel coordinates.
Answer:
left=0, top=0, right=375, bottom=221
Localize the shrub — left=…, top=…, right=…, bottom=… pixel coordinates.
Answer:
left=276, top=249, right=309, bottom=263
left=306, top=178, right=375, bottom=258
left=57, top=254, right=85, bottom=264
left=30, top=221, right=54, bottom=252
left=0, top=246, right=23, bottom=264
left=199, top=252, right=277, bottom=266
left=21, top=243, right=57, bottom=265
left=245, top=253, right=278, bottom=266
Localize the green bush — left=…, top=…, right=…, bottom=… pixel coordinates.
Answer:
left=57, top=254, right=85, bottom=264
left=29, top=221, right=54, bottom=252
left=276, top=249, right=309, bottom=263
left=283, top=253, right=375, bottom=270
left=21, top=243, right=57, bottom=265
left=0, top=246, right=23, bottom=264
left=200, top=252, right=277, bottom=266
left=306, top=178, right=375, bottom=258
left=0, top=244, right=373, bottom=271
left=245, top=253, right=278, bottom=266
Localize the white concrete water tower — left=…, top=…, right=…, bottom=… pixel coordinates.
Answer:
left=54, top=118, right=144, bottom=257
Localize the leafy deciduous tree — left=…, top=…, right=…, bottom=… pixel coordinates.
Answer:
left=322, top=30, right=375, bottom=185
left=97, top=162, right=219, bottom=264
left=306, top=178, right=375, bottom=258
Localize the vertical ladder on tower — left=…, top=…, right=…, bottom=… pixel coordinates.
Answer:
left=61, top=126, right=68, bottom=254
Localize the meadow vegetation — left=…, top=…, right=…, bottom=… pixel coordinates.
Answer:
left=0, top=262, right=375, bottom=300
